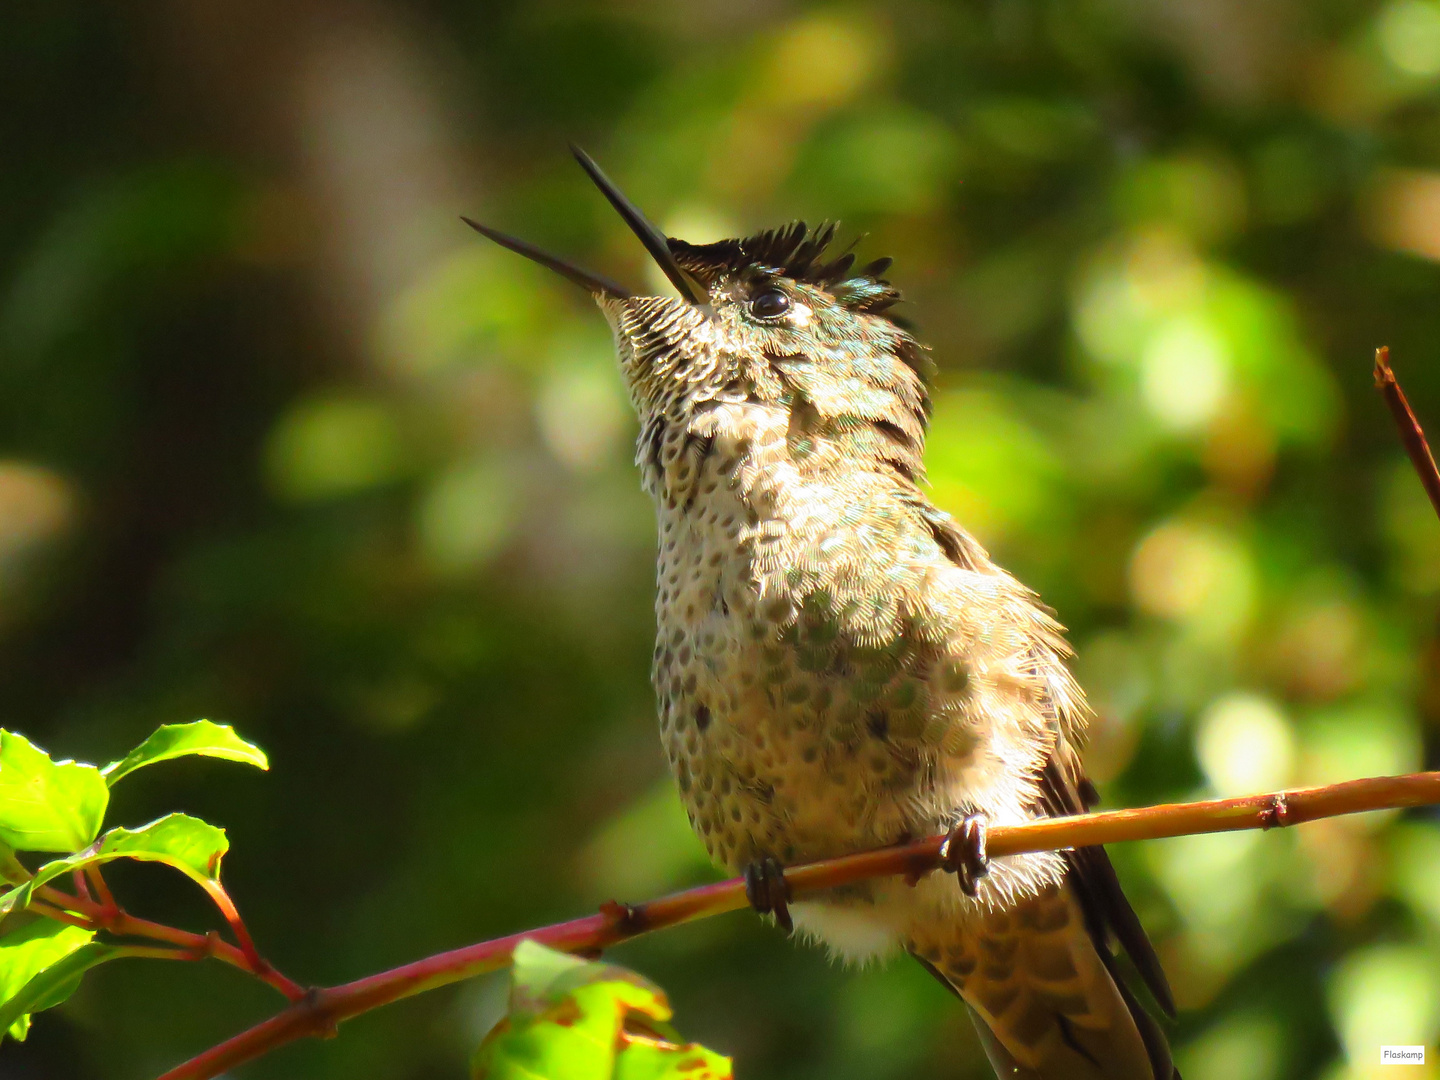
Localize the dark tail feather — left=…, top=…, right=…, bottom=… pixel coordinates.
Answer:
left=909, top=881, right=1174, bottom=1080
left=1040, top=748, right=1175, bottom=1017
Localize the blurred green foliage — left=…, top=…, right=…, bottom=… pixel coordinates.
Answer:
left=4, top=2, right=1440, bottom=1078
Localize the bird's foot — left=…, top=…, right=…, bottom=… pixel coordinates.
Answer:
left=941, top=813, right=989, bottom=897
left=743, top=856, right=793, bottom=934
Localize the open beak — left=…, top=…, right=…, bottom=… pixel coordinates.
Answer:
left=461, top=148, right=704, bottom=304
left=568, top=145, right=704, bottom=304
left=460, top=217, right=631, bottom=298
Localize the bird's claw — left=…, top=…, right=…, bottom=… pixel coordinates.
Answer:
left=941, top=813, right=989, bottom=897
left=744, top=856, right=793, bottom=934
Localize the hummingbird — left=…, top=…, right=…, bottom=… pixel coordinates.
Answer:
left=466, top=148, right=1177, bottom=1080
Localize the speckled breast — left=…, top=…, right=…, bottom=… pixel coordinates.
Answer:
left=648, top=460, right=978, bottom=874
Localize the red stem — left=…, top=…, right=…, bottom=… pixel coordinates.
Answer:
left=112, top=944, right=198, bottom=962
left=155, top=771, right=1440, bottom=1080
left=196, top=879, right=265, bottom=972
left=87, top=865, right=117, bottom=912
left=32, top=885, right=305, bottom=1001
left=29, top=899, right=100, bottom=931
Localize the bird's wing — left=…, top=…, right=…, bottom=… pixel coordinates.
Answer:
left=1039, top=739, right=1175, bottom=1017
left=911, top=873, right=1174, bottom=1080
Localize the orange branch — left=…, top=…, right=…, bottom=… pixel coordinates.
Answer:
left=155, top=771, right=1440, bottom=1080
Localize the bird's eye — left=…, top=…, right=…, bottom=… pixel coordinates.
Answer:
left=749, top=289, right=791, bottom=320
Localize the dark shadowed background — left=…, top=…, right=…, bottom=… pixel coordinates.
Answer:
left=4, top=2, right=1440, bottom=1078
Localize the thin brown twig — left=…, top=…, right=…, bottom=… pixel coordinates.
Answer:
left=1375, top=346, right=1440, bottom=521
left=155, top=770, right=1440, bottom=1080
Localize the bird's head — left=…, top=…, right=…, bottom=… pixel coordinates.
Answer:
left=466, top=149, right=934, bottom=485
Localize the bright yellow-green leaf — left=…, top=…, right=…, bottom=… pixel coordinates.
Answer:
left=0, top=920, right=94, bottom=1042
left=613, top=1038, right=733, bottom=1080
left=0, top=731, right=108, bottom=853
left=0, top=842, right=28, bottom=885
left=101, top=720, right=268, bottom=786
left=0, top=813, right=228, bottom=917
left=0, top=939, right=122, bottom=1042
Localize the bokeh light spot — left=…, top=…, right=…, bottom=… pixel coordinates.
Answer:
left=1366, top=168, right=1440, bottom=263
left=795, top=107, right=962, bottom=215
left=537, top=355, right=631, bottom=474
left=265, top=395, right=405, bottom=501
left=580, top=780, right=712, bottom=899
left=1140, top=317, right=1231, bottom=431
left=379, top=245, right=553, bottom=375
left=926, top=388, right=1063, bottom=549
left=1298, top=702, right=1421, bottom=790
left=1120, top=154, right=1247, bottom=244
left=1149, top=828, right=1263, bottom=936
left=0, top=463, right=74, bottom=566
left=1328, top=945, right=1440, bottom=1064
left=1390, top=824, right=1440, bottom=929
left=1378, top=0, right=1440, bottom=77
left=1382, top=455, right=1440, bottom=592
left=757, top=12, right=888, bottom=111
left=1178, top=1010, right=1286, bottom=1080
left=417, top=457, right=517, bottom=574
left=1129, top=519, right=1256, bottom=640
left=1195, top=693, right=1295, bottom=797
left=1388, top=829, right=1440, bottom=933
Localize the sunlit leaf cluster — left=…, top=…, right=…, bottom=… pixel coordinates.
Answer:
left=0, top=722, right=264, bottom=1041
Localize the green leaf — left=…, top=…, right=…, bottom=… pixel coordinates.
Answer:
left=0, top=813, right=228, bottom=917
left=0, top=920, right=94, bottom=1042
left=471, top=941, right=731, bottom=1080
left=0, top=732, right=108, bottom=853
left=87, top=813, right=229, bottom=880
left=613, top=1040, right=732, bottom=1080
left=0, top=842, right=29, bottom=885
left=0, top=939, right=123, bottom=1041
left=505, top=940, right=594, bottom=1020
left=101, top=720, right=268, bottom=785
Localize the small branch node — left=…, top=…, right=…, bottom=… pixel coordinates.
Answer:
left=599, top=898, right=645, bottom=936
left=301, top=987, right=340, bottom=1039
left=1260, top=793, right=1291, bottom=830
left=902, top=850, right=937, bottom=887
left=197, top=930, right=224, bottom=960
left=93, top=901, right=125, bottom=934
